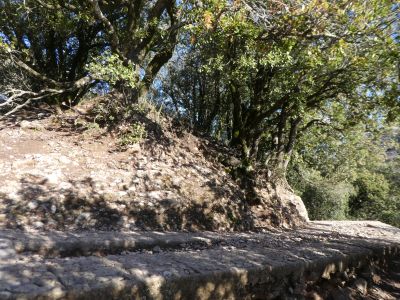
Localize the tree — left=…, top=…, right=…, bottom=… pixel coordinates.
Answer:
left=159, top=45, right=227, bottom=134
left=0, top=0, right=182, bottom=115
left=288, top=122, right=400, bottom=226
left=0, top=0, right=102, bottom=113
left=172, top=0, right=399, bottom=184
left=349, top=171, right=391, bottom=219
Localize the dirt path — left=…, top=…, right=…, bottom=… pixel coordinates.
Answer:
left=0, top=221, right=399, bottom=299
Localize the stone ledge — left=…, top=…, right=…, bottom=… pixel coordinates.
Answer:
left=0, top=221, right=399, bottom=299
left=0, top=230, right=229, bottom=257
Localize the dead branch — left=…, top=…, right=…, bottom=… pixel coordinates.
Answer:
left=0, top=49, right=94, bottom=118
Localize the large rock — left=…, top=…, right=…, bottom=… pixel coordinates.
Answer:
left=276, top=185, right=310, bottom=222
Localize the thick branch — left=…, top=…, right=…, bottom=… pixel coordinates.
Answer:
left=285, top=117, right=302, bottom=153
left=130, top=0, right=175, bottom=60
left=87, top=0, right=129, bottom=62
left=0, top=75, right=93, bottom=117
left=12, top=56, right=67, bottom=88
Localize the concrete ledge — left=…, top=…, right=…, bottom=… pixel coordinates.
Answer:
left=0, top=221, right=399, bottom=299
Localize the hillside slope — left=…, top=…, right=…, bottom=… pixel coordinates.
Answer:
left=0, top=102, right=307, bottom=232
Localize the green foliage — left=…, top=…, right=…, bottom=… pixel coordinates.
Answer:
left=380, top=211, right=400, bottom=228
left=292, top=124, right=387, bottom=182
left=73, top=118, right=101, bottom=132
left=93, top=97, right=148, bottom=126
left=349, top=172, right=391, bottom=219
left=0, top=0, right=100, bottom=86
left=118, top=122, right=147, bottom=146
left=91, top=95, right=149, bottom=146
left=289, top=125, right=400, bottom=227
left=302, top=179, right=354, bottom=221
left=167, top=0, right=399, bottom=177
left=0, top=0, right=180, bottom=109
left=88, top=52, right=138, bottom=88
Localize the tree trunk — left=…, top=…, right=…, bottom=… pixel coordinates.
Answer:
left=267, top=117, right=302, bottom=188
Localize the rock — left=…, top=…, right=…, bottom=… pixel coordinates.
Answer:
left=47, top=171, right=63, bottom=184
left=118, top=191, right=128, bottom=197
left=148, top=191, right=163, bottom=200
left=75, top=213, right=91, bottom=223
left=132, top=178, right=141, bottom=184
left=127, top=144, right=141, bottom=154
left=353, top=278, right=368, bottom=295
left=275, top=185, right=309, bottom=222
left=0, top=214, right=6, bottom=222
left=0, top=238, right=13, bottom=253
left=322, top=263, right=336, bottom=279
left=172, top=177, right=182, bottom=187
left=119, top=184, right=129, bottom=191
left=58, top=156, right=71, bottom=164
left=372, top=274, right=381, bottom=284
left=163, top=271, right=172, bottom=278
left=329, top=288, right=352, bottom=300
left=306, top=292, right=323, bottom=300
left=47, top=218, right=57, bottom=227
left=59, top=182, right=72, bottom=190
left=135, top=170, right=146, bottom=178
left=20, top=120, right=43, bottom=130
left=33, top=221, right=44, bottom=228
left=27, top=201, right=39, bottom=210
left=153, top=246, right=161, bottom=253
left=208, top=178, right=219, bottom=187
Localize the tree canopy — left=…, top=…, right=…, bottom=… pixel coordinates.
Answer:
left=163, top=0, right=398, bottom=179
left=0, top=0, right=181, bottom=112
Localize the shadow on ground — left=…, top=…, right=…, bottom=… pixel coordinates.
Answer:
left=0, top=223, right=399, bottom=299
left=0, top=174, right=254, bottom=232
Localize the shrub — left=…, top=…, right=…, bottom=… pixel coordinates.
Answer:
left=118, top=122, right=147, bottom=146
left=93, top=98, right=148, bottom=126
left=302, top=180, right=355, bottom=220
left=380, top=210, right=400, bottom=228
left=349, top=172, right=390, bottom=219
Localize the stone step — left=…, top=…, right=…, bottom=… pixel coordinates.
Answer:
left=0, top=230, right=230, bottom=258
left=0, top=221, right=399, bottom=299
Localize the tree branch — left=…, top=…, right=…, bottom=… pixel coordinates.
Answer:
left=33, top=0, right=78, bottom=11
left=87, top=0, right=129, bottom=63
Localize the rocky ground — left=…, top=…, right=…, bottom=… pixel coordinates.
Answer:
left=0, top=102, right=305, bottom=232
